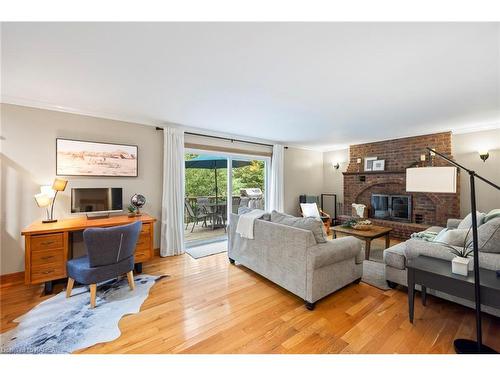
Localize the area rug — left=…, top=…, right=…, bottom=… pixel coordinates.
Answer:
left=359, top=241, right=390, bottom=290
left=186, top=240, right=228, bottom=259
left=0, top=274, right=166, bottom=354
left=362, top=260, right=390, bottom=290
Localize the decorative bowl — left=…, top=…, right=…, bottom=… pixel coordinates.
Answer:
left=353, top=224, right=373, bottom=231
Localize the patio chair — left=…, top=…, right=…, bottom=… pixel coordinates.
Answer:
left=185, top=200, right=209, bottom=233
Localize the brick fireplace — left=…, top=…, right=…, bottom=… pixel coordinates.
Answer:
left=341, top=132, right=460, bottom=239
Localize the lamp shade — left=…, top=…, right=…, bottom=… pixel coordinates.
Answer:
left=40, top=185, right=56, bottom=198
left=406, top=167, right=457, bottom=193
left=52, top=178, right=68, bottom=191
left=34, top=193, right=51, bottom=208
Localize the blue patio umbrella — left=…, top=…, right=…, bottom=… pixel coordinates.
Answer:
left=185, top=155, right=251, bottom=204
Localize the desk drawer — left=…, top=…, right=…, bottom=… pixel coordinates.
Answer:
left=136, top=237, right=150, bottom=251
left=31, top=263, right=66, bottom=284
left=135, top=248, right=152, bottom=263
left=32, top=248, right=65, bottom=267
left=31, top=233, right=64, bottom=251
left=140, top=223, right=151, bottom=234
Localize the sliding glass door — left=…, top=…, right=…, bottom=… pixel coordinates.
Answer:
left=184, top=149, right=269, bottom=247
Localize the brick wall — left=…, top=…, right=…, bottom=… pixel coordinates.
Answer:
left=342, top=132, right=460, bottom=237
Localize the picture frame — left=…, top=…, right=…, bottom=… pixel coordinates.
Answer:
left=363, top=157, right=377, bottom=172
left=56, top=138, right=138, bottom=177
left=372, top=159, right=385, bottom=171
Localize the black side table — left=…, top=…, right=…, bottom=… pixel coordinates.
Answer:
left=407, top=255, right=500, bottom=324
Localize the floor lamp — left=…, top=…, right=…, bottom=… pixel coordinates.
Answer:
left=406, top=147, right=499, bottom=354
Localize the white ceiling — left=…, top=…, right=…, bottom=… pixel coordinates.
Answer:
left=1, top=22, right=499, bottom=150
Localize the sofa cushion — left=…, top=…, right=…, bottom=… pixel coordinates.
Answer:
left=478, top=217, right=500, bottom=253
left=457, top=211, right=486, bottom=229
left=271, top=210, right=327, bottom=243
left=383, top=242, right=407, bottom=270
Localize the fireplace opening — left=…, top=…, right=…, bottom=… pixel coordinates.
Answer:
left=371, top=194, right=412, bottom=222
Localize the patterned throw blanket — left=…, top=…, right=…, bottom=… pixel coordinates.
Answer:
left=410, top=230, right=439, bottom=242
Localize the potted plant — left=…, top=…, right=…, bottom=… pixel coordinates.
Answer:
left=127, top=204, right=137, bottom=218
left=436, top=227, right=473, bottom=276
left=449, top=244, right=473, bottom=276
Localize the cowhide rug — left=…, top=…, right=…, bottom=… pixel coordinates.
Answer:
left=0, top=274, right=166, bottom=354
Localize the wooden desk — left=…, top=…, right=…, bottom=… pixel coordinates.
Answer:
left=21, top=214, right=156, bottom=293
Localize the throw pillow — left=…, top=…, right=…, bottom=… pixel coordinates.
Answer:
left=433, top=228, right=448, bottom=242
left=484, top=208, right=500, bottom=224
left=300, top=203, right=321, bottom=218
left=271, top=210, right=327, bottom=243
left=434, top=228, right=471, bottom=247
left=478, top=217, right=500, bottom=253
left=457, top=211, right=486, bottom=229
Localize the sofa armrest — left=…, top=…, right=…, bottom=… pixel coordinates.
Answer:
left=447, top=218, right=462, bottom=229
left=308, top=237, right=363, bottom=270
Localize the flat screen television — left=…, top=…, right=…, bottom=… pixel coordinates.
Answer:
left=71, top=188, right=123, bottom=214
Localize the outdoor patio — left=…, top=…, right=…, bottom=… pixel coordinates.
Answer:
left=184, top=224, right=227, bottom=244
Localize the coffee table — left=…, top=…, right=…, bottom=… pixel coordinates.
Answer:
left=331, top=224, right=392, bottom=260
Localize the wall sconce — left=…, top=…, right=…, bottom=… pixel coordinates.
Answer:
left=479, top=150, right=489, bottom=162
left=333, top=162, right=340, bottom=170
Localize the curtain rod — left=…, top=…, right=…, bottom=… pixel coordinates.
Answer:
left=155, top=126, right=287, bottom=149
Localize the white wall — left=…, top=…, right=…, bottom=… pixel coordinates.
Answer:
left=283, top=147, right=324, bottom=216
left=1, top=104, right=163, bottom=275
left=322, top=148, right=349, bottom=202
left=452, top=128, right=500, bottom=217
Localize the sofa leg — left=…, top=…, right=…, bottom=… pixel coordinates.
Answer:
left=305, top=301, right=315, bottom=310
left=387, top=280, right=398, bottom=289
left=229, top=258, right=235, bottom=264
left=353, top=277, right=362, bottom=284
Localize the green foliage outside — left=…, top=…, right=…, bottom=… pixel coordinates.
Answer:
left=185, top=153, right=265, bottom=199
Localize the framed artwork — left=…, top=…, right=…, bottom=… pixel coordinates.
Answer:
left=56, top=138, right=138, bottom=177
left=364, top=157, right=377, bottom=171
left=372, top=159, right=385, bottom=171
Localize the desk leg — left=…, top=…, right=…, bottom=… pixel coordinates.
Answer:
left=408, top=269, right=415, bottom=323
left=135, top=263, right=143, bottom=274
left=421, top=285, right=427, bottom=306
left=365, top=240, right=371, bottom=260
left=44, top=281, right=53, bottom=295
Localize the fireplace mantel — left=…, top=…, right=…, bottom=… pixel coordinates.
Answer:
left=343, top=171, right=405, bottom=176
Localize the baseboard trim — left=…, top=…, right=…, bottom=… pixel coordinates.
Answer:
left=0, top=271, right=24, bottom=286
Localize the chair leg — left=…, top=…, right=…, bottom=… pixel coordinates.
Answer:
left=90, top=284, right=97, bottom=308
left=127, top=271, right=135, bottom=290
left=191, top=221, right=196, bottom=233
left=66, top=277, right=75, bottom=298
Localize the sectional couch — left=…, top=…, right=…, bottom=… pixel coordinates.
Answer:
left=384, top=214, right=500, bottom=317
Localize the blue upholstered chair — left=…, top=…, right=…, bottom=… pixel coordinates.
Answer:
left=66, top=221, right=142, bottom=308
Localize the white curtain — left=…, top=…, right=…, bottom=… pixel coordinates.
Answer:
left=160, top=127, right=186, bottom=256
left=269, top=144, right=285, bottom=212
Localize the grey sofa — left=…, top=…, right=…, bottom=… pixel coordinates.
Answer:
left=228, top=213, right=364, bottom=310
left=384, top=217, right=500, bottom=317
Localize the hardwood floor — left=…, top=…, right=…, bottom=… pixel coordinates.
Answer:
left=1, top=249, right=499, bottom=354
